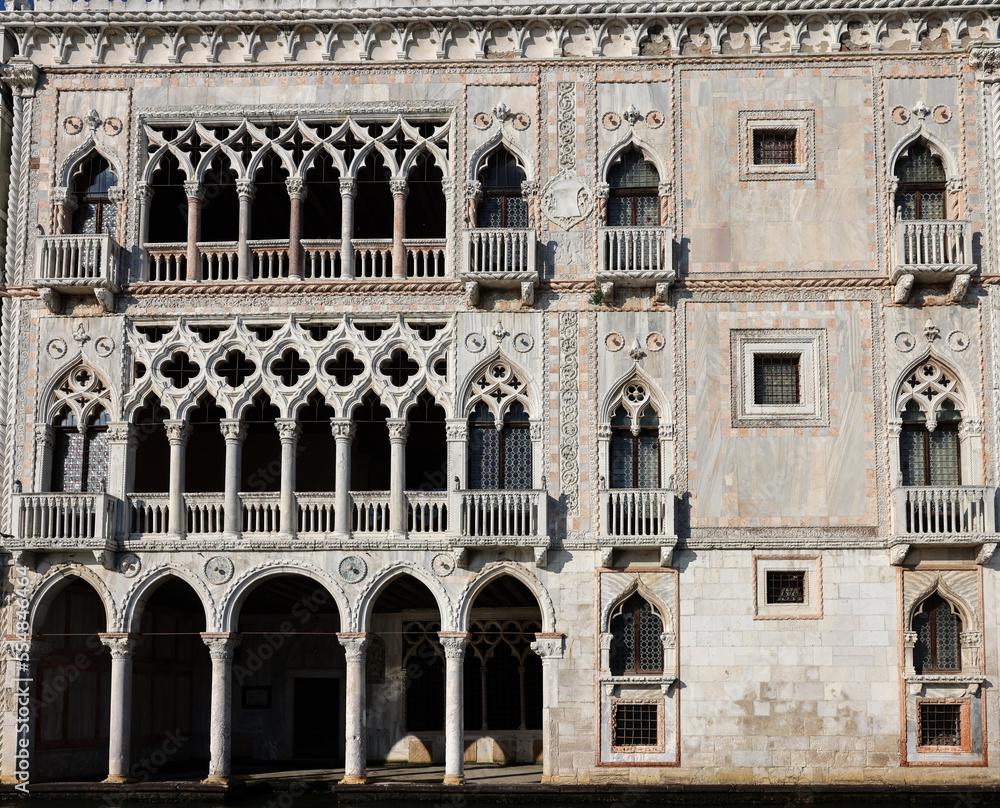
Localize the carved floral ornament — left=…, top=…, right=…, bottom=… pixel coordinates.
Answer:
left=0, top=58, right=38, bottom=98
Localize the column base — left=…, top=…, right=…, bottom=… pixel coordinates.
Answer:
left=103, top=775, right=135, bottom=784
left=201, top=776, right=230, bottom=785
left=442, top=775, right=466, bottom=785
left=338, top=775, right=369, bottom=785
left=388, top=530, right=407, bottom=541
left=167, top=531, right=185, bottom=541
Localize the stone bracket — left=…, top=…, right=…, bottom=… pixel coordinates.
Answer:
left=976, top=541, right=997, bottom=566
left=599, top=546, right=614, bottom=568
left=660, top=542, right=676, bottom=567
left=889, top=543, right=910, bottom=566
left=453, top=546, right=468, bottom=569
left=533, top=545, right=547, bottom=568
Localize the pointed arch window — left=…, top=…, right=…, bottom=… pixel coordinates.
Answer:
left=52, top=406, right=110, bottom=493
left=607, top=148, right=659, bottom=227
left=609, top=593, right=663, bottom=675
left=469, top=402, right=532, bottom=489
left=912, top=592, right=963, bottom=674
left=894, top=142, right=946, bottom=221
left=71, top=154, right=117, bottom=237
left=610, top=404, right=660, bottom=488
left=478, top=148, right=527, bottom=228
left=897, top=361, right=963, bottom=487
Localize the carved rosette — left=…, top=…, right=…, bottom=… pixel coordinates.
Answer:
left=201, top=633, right=241, bottom=660
left=99, top=634, right=139, bottom=660
left=220, top=419, right=247, bottom=443
left=337, top=634, right=369, bottom=662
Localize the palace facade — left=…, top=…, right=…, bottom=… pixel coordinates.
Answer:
left=1, top=0, right=1000, bottom=788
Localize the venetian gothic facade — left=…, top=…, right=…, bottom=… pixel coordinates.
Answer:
left=1, top=0, right=1000, bottom=788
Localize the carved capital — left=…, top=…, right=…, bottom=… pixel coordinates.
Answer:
left=106, top=421, right=134, bottom=445
left=99, top=633, right=139, bottom=660
left=220, top=418, right=247, bottom=443
left=337, top=633, right=368, bottom=661
left=236, top=179, right=256, bottom=202
left=339, top=177, right=357, bottom=197
left=595, top=181, right=610, bottom=200
left=658, top=181, right=673, bottom=198
left=389, top=178, right=409, bottom=196
left=135, top=182, right=154, bottom=206
left=659, top=423, right=675, bottom=441
left=969, top=44, right=1000, bottom=80
left=445, top=419, right=468, bottom=441
left=387, top=418, right=409, bottom=443
left=51, top=186, right=75, bottom=208
left=903, top=630, right=918, bottom=648
left=164, top=420, right=191, bottom=446
left=599, top=632, right=613, bottom=651
left=887, top=419, right=903, bottom=438
left=330, top=418, right=357, bottom=441
left=33, top=422, right=55, bottom=449
left=520, top=179, right=539, bottom=198
left=530, top=633, right=565, bottom=660
left=976, top=541, right=997, bottom=566
left=201, top=632, right=241, bottom=660
left=438, top=632, right=470, bottom=659
left=275, top=419, right=301, bottom=443
left=285, top=177, right=307, bottom=199
left=961, top=630, right=982, bottom=647
left=660, top=632, right=676, bottom=650
left=183, top=181, right=204, bottom=202
left=0, top=58, right=39, bottom=98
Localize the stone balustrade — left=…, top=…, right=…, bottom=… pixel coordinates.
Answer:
left=351, top=491, right=391, bottom=534
left=33, top=233, right=121, bottom=312
left=458, top=489, right=545, bottom=540
left=13, top=492, right=118, bottom=550
left=461, top=228, right=538, bottom=306
left=407, top=491, right=449, bottom=534
left=892, top=485, right=997, bottom=541
left=889, top=219, right=976, bottom=303
left=599, top=487, right=675, bottom=542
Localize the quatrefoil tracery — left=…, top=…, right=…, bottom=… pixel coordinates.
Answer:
left=897, top=359, right=965, bottom=426
left=466, top=359, right=529, bottom=422
left=50, top=364, right=113, bottom=425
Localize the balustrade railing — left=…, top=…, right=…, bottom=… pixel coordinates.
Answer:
left=298, top=493, right=336, bottom=534
left=598, top=226, right=671, bottom=274
left=600, top=488, right=674, bottom=540
left=459, top=490, right=543, bottom=538
left=407, top=491, right=449, bottom=534
left=242, top=492, right=280, bottom=534
left=892, top=220, right=973, bottom=268
left=128, top=494, right=169, bottom=536
left=463, top=228, right=535, bottom=275
left=35, top=233, right=120, bottom=287
left=354, top=240, right=393, bottom=278
left=199, top=242, right=239, bottom=281
left=302, top=240, right=343, bottom=279
left=146, top=244, right=187, bottom=282
left=185, top=493, right=225, bottom=535
left=14, top=493, right=117, bottom=544
left=406, top=239, right=447, bottom=278
left=893, top=486, right=995, bottom=537
left=250, top=240, right=290, bottom=280
left=352, top=491, right=391, bottom=534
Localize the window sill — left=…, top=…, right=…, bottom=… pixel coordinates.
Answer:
left=600, top=673, right=676, bottom=695
left=905, top=673, right=984, bottom=696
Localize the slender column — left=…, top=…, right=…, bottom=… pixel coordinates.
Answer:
left=595, top=182, right=609, bottom=226
left=201, top=634, right=240, bottom=782
left=134, top=183, right=154, bottom=280
left=276, top=419, right=300, bottom=538
left=236, top=180, right=255, bottom=282
left=438, top=632, right=469, bottom=785
left=220, top=419, right=246, bottom=539
left=530, top=634, right=565, bottom=781
left=100, top=634, right=138, bottom=783
left=286, top=178, right=306, bottom=281
left=387, top=419, right=408, bottom=539
left=445, top=419, right=467, bottom=540
left=340, top=178, right=356, bottom=277
left=442, top=177, right=456, bottom=274
left=106, top=423, right=135, bottom=541
left=390, top=178, right=408, bottom=277
left=338, top=633, right=369, bottom=784
left=164, top=420, right=190, bottom=539
left=183, top=181, right=204, bottom=282
left=331, top=418, right=355, bottom=538
left=33, top=423, right=55, bottom=492
left=50, top=187, right=76, bottom=236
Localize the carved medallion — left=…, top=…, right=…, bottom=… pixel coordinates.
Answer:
left=432, top=553, right=456, bottom=577
left=891, top=106, right=910, bottom=125
left=46, top=338, right=68, bottom=359
left=947, top=330, right=970, bottom=351
left=540, top=176, right=594, bottom=230
left=645, top=110, right=665, bottom=129
left=605, top=333, right=624, bottom=352
left=602, top=112, right=621, bottom=131
left=465, top=332, right=487, bottom=353
left=95, top=336, right=115, bottom=357
left=63, top=116, right=83, bottom=135
left=513, top=333, right=534, bottom=352
left=894, top=331, right=916, bottom=352
left=512, top=113, right=531, bottom=131
left=205, top=556, right=234, bottom=584
left=339, top=555, right=368, bottom=583
left=933, top=105, right=952, bottom=124
left=104, top=117, right=123, bottom=136
left=646, top=332, right=666, bottom=351
left=118, top=553, right=141, bottom=578
left=474, top=112, right=493, bottom=130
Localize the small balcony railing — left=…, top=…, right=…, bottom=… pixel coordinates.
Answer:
left=297, top=492, right=336, bottom=534
left=185, top=493, right=225, bottom=535
left=13, top=492, right=117, bottom=549
left=35, top=233, right=121, bottom=287
left=146, top=243, right=187, bottom=282
left=892, top=220, right=972, bottom=269
left=462, top=228, right=536, bottom=277
left=458, top=489, right=545, bottom=540
left=242, top=492, right=280, bottom=534
left=199, top=241, right=239, bottom=281
left=407, top=491, right=449, bottom=534
left=129, top=493, right=169, bottom=537
left=892, top=486, right=996, bottom=539
left=598, top=226, right=673, bottom=276
left=352, top=491, right=391, bottom=534
left=599, top=488, right=675, bottom=542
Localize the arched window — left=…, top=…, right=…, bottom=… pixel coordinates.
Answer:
left=912, top=592, right=962, bottom=674
left=469, top=402, right=531, bottom=489
left=52, top=406, right=110, bottom=493
left=610, top=403, right=660, bottom=488
left=897, top=361, right=963, bottom=486
left=894, top=142, right=946, bottom=221
left=478, top=148, right=527, bottom=228
left=609, top=593, right=663, bottom=675
left=607, top=148, right=659, bottom=227
left=71, top=154, right=117, bottom=237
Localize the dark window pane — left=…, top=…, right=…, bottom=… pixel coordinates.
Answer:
left=753, top=129, right=797, bottom=165
left=753, top=354, right=800, bottom=405
left=613, top=702, right=659, bottom=748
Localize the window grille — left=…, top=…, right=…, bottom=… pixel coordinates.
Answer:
left=894, top=143, right=947, bottom=220
left=609, top=404, right=660, bottom=489
left=479, top=148, right=528, bottom=228
left=610, top=594, right=663, bottom=675
left=918, top=702, right=963, bottom=748
left=468, top=401, right=531, bottom=490
left=71, top=154, right=118, bottom=237
left=766, top=570, right=805, bottom=604
left=912, top=593, right=962, bottom=674
left=753, top=129, right=797, bottom=165
left=607, top=148, right=660, bottom=228
left=612, top=701, right=660, bottom=749
left=753, top=354, right=801, bottom=405
left=52, top=407, right=110, bottom=493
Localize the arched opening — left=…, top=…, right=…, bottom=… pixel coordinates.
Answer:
left=251, top=152, right=290, bottom=241
left=148, top=153, right=188, bottom=244
left=52, top=405, right=110, bottom=493
left=607, top=147, right=659, bottom=227
left=464, top=575, right=543, bottom=764
left=912, top=592, right=963, bottom=674
left=35, top=579, right=110, bottom=781
left=71, top=153, right=118, bottom=237
left=240, top=394, right=281, bottom=493
left=405, top=153, right=446, bottom=238
left=185, top=396, right=226, bottom=494
left=351, top=392, right=390, bottom=491
left=468, top=401, right=532, bottom=489
left=894, top=141, right=946, bottom=221
left=477, top=147, right=527, bottom=228
left=405, top=392, right=446, bottom=491
left=132, top=396, right=170, bottom=494
left=303, top=152, right=342, bottom=240
left=609, top=592, right=664, bottom=676
left=353, top=151, right=392, bottom=239
left=233, top=575, right=344, bottom=767
left=610, top=402, right=660, bottom=488
left=200, top=155, right=240, bottom=243
left=133, top=578, right=210, bottom=777
left=897, top=360, right=963, bottom=486
left=296, top=393, right=336, bottom=492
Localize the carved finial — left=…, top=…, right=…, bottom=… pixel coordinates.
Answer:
left=492, top=320, right=508, bottom=342
left=628, top=337, right=646, bottom=361
left=623, top=104, right=643, bottom=126
left=84, top=109, right=103, bottom=132
left=72, top=322, right=90, bottom=345
left=493, top=101, right=513, bottom=122
left=923, top=319, right=940, bottom=342
left=911, top=100, right=930, bottom=121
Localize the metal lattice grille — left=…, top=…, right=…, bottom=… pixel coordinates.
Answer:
left=913, top=594, right=962, bottom=674
left=609, top=151, right=660, bottom=187
left=503, top=427, right=532, bottom=489
left=919, top=703, right=962, bottom=747
left=608, top=194, right=659, bottom=227
left=753, top=129, right=797, bottom=165
left=638, top=604, right=662, bottom=671
left=899, top=146, right=947, bottom=183
left=753, top=354, right=801, bottom=405
left=637, top=435, right=659, bottom=488
left=53, top=431, right=85, bottom=493
left=897, top=191, right=944, bottom=220
left=85, top=431, right=109, bottom=492
left=766, top=570, right=805, bottom=604
left=929, top=429, right=961, bottom=486
left=480, top=195, right=528, bottom=229
left=610, top=595, right=663, bottom=675
left=610, top=432, right=634, bottom=488
left=469, top=427, right=500, bottom=489
left=900, top=427, right=960, bottom=486
left=612, top=702, right=659, bottom=748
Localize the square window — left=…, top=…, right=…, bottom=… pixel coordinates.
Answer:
left=611, top=699, right=663, bottom=752
left=753, top=354, right=801, bottom=405
left=916, top=699, right=970, bottom=753
left=739, top=110, right=815, bottom=181
left=753, top=129, right=797, bottom=166
left=766, top=570, right=805, bottom=604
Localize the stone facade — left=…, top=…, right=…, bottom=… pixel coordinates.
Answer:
left=0, top=0, right=999, bottom=788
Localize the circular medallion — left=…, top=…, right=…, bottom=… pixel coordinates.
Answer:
left=605, top=333, right=625, bottom=352
left=432, top=553, right=456, bottom=577
left=63, top=116, right=83, bottom=135
left=646, top=332, right=665, bottom=352
left=205, top=556, right=234, bottom=584
left=894, top=331, right=916, bottom=353
left=118, top=553, right=141, bottom=578
left=473, top=112, right=493, bottom=130
left=891, top=106, right=910, bottom=125
left=645, top=110, right=664, bottom=129
left=104, top=117, right=123, bottom=136
left=95, top=336, right=115, bottom=357
left=465, top=332, right=487, bottom=353
left=513, top=333, right=534, bottom=353
left=947, top=330, right=970, bottom=352
left=933, top=105, right=952, bottom=124
left=339, top=555, right=368, bottom=583
left=512, top=113, right=531, bottom=131
left=46, top=338, right=68, bottom=359
left=602, top=112, right=621, bottom=131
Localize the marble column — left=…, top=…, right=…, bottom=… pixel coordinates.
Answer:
left=445, top=419, right=467, bottom=537
left=201, top=633, right=240, bottom=782
left=331, top=418, right=355, bottom=539
left=33, top=423, right=55, bottom=492
left=286, top=177, right=306, bottom=281
left=530, top=634, right=565, bottom=781
left=438, top=632, right=469, bottom=785
left=276, top=419, right=300, bottom=538
left=236, top=180, right=255, bottom=282
left=389, top=178, right=408, bottom=277
left=387, top=419, right=408, bottom=539
left=338, top=633, right=368, bottom=784
left=340, top=178, right=356, bottom=277
left=164, top=420, right=190, bottom=539
left=50, top=187, right=76, bottom=236
left=595, top=181, right=609, bottom=226
left=106, top=423, right=135, bottom=541
left=135, top=182, right=154, bottom=280
left=183, top=180, right=203, bottom=282
left=220, top=419, right=246, bottom=539
left=100, top=633, right=138, bottom=783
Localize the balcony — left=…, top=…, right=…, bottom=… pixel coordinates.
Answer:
left=461, top=228, right=538, bottom=306
left=456, top=489, right=549, bottom=566
left=34, top=233, right=121, bottom=313
left=11, top=492, right=118, bottom=566
left=890, top=219, right=975, bottom=303
left=598, top=488, right=677, bottom=566
left=890, top=486, right=998, bottom=562
left=596, top=226, right=674, bottom=302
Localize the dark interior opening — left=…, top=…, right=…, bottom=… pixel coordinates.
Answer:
left=133, top=397, right=170, bottom=493
left=353, top=152, right=392, bottom=239
left=405, top=153, right=446, bottom=239
left=405, top=392, right=447, bottom=491
left=148, top=153, right=188, bottom=244
left=199, top=155, right=239, bottom=242
left=350, top=392, right=390, bottom=491
left=251, top=152, right=291, bottom=241
left=241, top=394, right=281, bottom=493
left=297, top=393, right=337, bottom=492
left=303, top=152, right=343, bottom=240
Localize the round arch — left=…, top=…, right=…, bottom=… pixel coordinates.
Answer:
left=354, top=561, right=456, bottom=632
left=29, top=565, right=117, bottom=635
left=121, top=565, right=217, bottom=633
left=457, top=561, right=556, bottom=633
